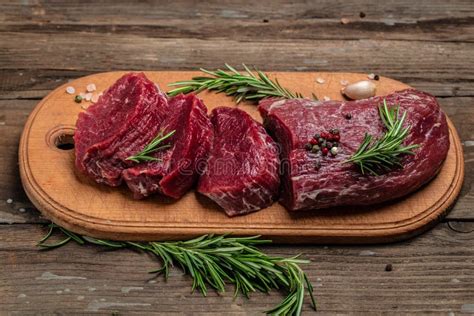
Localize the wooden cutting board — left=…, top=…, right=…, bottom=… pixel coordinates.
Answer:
left=19, top=71, right=464, bottom=243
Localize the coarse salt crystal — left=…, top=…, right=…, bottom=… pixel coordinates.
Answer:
left=316, top=78, right=325, bottom=84
left=6, top=198, right=13, bottom=204
left=66, top=86, right=75, bottom=94
left=85, top=93, right=93, bottom=101
left=323, top=96, right=331, bottom=101
left=86, top=83, right=97, bottom=92
left=91, top=94, right=99, bottom=103
left=18, top=208, right=26, bottom=213
left=340, top=18, right=350, bottom=24
left=340, top=80, right=349, bottom=86
left=367, top=73, right=375, bottom=80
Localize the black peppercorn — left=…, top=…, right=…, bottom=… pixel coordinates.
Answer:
left=345, top=113, right=352, bottom=120
left=385, top=264, right=393, bottom=272
left=305, top=143, right=313, bottom=150
left=374, top=74, right=380, bottom=81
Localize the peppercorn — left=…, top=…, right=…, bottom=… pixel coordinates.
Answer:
left=345, top=113, right=352, bottom=120
left=314, top=133, right=320, bottom=139
left=332, top=129, right=340, bottom=134
left=385, top=264, right=393, bottom=272
left=321, top=140, right=327, bottom=148
left=333, top=141, right=339, bottom=147
left=321, top=132, right=328, bottom=139
left=318, top=137, right=324, bottom=144
left=310, top=138, right=318, bottom=145
left=305, top=143, right=313, bottom=150
left=330, top=146, right=338, bottom=156
left=74, top=95, right=83, bottom=103
left=374, top=74, right=380, bottom=81
left=322, top=147, right=329, bottom=156
left=334, top=134, right=340, bottom=141
left=311, top=145, right=320, bottom=153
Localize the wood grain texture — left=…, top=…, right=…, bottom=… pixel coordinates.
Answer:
left=1, top=0, right=474, bottom=313
left=1, top=223, right=473, bottom=314
left=19, top=71, right=464, bottom=243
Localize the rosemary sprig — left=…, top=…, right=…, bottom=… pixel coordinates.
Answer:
left=346, top=100, right=419, bottom=175
left=167, top=64, right=312, bottom=104
left=126, top=130, right=176, bottom=163
left=38, top=223, right=316, bottom=315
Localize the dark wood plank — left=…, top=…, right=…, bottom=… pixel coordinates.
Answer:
left=1, top=222, right=473, bottom=314
left=1, top=0, right=473, bottom=21
left=1, top=34, right=474, bottom=97
left=2, top=0, right=473, bottom=45
left=1, top=18, right=473, bottom=43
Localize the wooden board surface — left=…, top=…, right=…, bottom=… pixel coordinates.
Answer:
left=18, top=71, right=464, bottom=243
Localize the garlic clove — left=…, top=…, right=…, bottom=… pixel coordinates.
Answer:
left=341, top=80, right=376, bottom=100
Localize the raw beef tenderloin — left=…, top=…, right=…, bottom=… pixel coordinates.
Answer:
left=197, top=107, right=280, bottom=216
left=122, top=94, right=213, bottom=199
left=259, top=89, right=449, bottom=211
left=75, top=73, right=168, bottom=186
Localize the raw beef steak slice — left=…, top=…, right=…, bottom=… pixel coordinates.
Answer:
left=197, top=107, right=280, bottom=217
left=259, top=89, right=449, bottom=211
left=74, top=73, right=168, bottom=186
left=122, top=94, right=213, bottom=199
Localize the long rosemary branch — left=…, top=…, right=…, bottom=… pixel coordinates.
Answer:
left=346, top=100, right=419, bottom=175
left=167, top=64, right=313, bottom=103
left=38, top=223, right=316, bottom=315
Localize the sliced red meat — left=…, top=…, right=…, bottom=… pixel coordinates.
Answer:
left=122, top=94, right=213, bottom=199
left=197, top=107, right=280, bottom=217
left=259, top=89, right=450, bottom=211
left=74, top=73, right=168, bottom=186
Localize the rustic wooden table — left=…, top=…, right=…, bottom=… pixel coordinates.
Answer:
left=1, top=1, right=473, bottom=314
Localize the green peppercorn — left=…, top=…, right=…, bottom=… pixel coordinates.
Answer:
left=74, top=95, right=83, bottom=103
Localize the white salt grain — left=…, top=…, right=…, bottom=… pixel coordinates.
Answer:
left=316, top=77, right=325, bottom=84
left=66, top=86, right=75, bottom=94
left=91, top=94, right=99, bottom=103
left=367, top=73, right=375, bottom=80
left=86, top=84, right=97, bottom=92
left=340, top=80, right=349, bottom=86
left=323, top=96, right=331, bottom=101
left=85, top=93, right=93, bottom=101
left=6, top=198, right=13, bottom=204
left=18, top=208, right=26, bottom=213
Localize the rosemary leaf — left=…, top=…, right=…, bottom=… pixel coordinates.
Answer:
left=126, top=130, right=176, bottom=163
left=167, top=64, right=314, bottom=103
left=37, top=223, right=317, bottom=315
left=346, top=100, right=419, bottom=175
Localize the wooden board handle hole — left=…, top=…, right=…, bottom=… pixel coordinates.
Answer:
left=46, top=125, right=76, bottom=151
